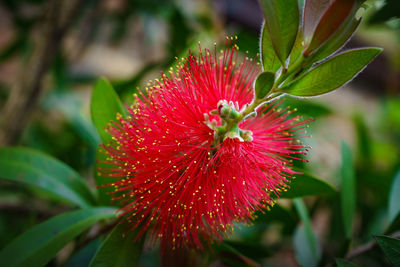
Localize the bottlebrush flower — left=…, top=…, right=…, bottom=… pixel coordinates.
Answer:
left=102, top=39, right=311, bottom=250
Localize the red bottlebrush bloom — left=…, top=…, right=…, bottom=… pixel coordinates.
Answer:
left=102, top=40, right=310, bottom=250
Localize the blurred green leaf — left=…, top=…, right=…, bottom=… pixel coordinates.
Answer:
left=43, top=91, right=101, bottom=149
left=374, top=235, right=400, bottom=266
left=89, top=224, right=143, bottom=267
left=260, top=24, right=281, bottom=72
left=288, top=30, right=304, bottom=68
left=0, top=147, right=96, bottom=208
left=354, top=114, right=372, bottom=164
left=293, top=198, right=321, bottom=267
left=66, top=239, right=102, bottom=267
left=340, top=141, right=356, bottom=238
left=259, top=0, right=299, bottom=65
left=0, top=207, right=116, bottom=267
left=389, top=171, right=400, bottom=224
left=281, top=97, right=333, bottom=118
left=91, top=78, right=127, bottom=205
left=224, top=240, right=272, bottom=260
left=255, top=71, right=275, bottom=99
left=335, top=258, right=357, bottom=267
left=280, top=169, right=336, bottom=198
left=91, top=78, right=126, bottom=144
left=280, top=48, right=382, bottom=96
left=368, top=0, right=400, bottom=25
left=213, top=242, right=259, bottom=267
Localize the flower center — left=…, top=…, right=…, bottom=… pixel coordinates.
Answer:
left=204, top=100, right=253, bottom=145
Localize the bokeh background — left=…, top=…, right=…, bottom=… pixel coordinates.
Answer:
left=0, top=0, right=399, bottom=266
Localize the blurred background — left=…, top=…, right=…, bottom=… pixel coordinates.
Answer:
left=0, top=0, right=399, bottom=266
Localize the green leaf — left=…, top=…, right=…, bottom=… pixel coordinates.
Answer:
left=89, top=224, right=144, bottom=267
left=91, top=78, right=127, bottom=205
left=280, top=48, right=382, bottom=96
left=340, top=141, right=356, bottom=238
left=255, top=71, right=275, bottom=99
left=335, top=258, right=356, bottom=267
left=260, top=24, right=281, bottom=72
left=91, top=77, right=126, bottom=144
left=389, top=171, right=400, bottom=224
left=374, top=235, right=400, bottom=266
left=0, top=147, right=96, bottom=208
left=259, top=0, right=299, bottom=65
left=0, top=207, right=116, bottom=267
left=280, top=169, right=336, bottom=199
left=293, top=198, right=321, bottom=267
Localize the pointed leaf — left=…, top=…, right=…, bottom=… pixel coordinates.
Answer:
left=280, top=48, right=382, bottom=96
left=340, top=141, right=356, bottom=238
left=260, top=24, right=281, bottom=72
left=89, top=224, right=144, bottom=267
left=0, top=207, right=116, bottom=267
left=0, top=147, right=96, bottom=208
left=259, top=0, right=299, bottom=65
left=91, top=77, right=126, bottom=144
left=304, top=0, right=356, bottom=55
left=280, top=169, right=336, bottom=199
left=293, top=198, right=321, bottom=267
left=255, top=71, right=275, bottom=99
left=389, top=171, right=400, bottom=224
left=374, top=235, right=400, bottom=266
left=336, top=258, right=356, bottom=267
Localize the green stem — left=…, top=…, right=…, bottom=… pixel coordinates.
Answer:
left=275, top=53, right=305, bottom=87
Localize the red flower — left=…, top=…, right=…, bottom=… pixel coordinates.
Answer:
left=102, top=40, right=310, bottom=250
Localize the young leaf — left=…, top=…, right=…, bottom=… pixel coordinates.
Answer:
left=374, top=235, right=400, bottom=266
left=304, top=0, right=356, bottom=55
left=389, top=171, right=400, bottom=224
left=279, top=48, right=382, bottom=97
left=0, top=147, right=96, bottom=208
left=0, top=207, right=116, bottom=267
left=259, top=0, right=299, bottom=65
left=280, top=169, right=336, bottom=199
left=89, top=224, right=144, bottom=267
left=340, top=141, right=356, bottom=238
left=255, top=71, right=275, bottom=99
left=293, top=198, right=321, bottom=267
left=335, top=258, right=356, bottom=267
left=260, top=24, right=281, bottom=72
left=303, top=0, right=332, bottom=44
left=91, top=77, right=126, bottom=144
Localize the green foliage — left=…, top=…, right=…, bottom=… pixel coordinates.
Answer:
left=91, top=78, right=127, bottom=205
left=0, top=147, right=96, bottom=208
left=0, top=208, right=116, bottom=267
left=259, top=0, right=299, bottom=65
left=340, top=141, right=356, bottom=239
left=280, top=48, right=382, bottom=96
left=90, top=224, right=144, bottom=267
left=335, top=258, right=356, bottom=267
left=375, top=235, right=400, bottom=266
left=91, top=78, right=126, bottom=144
left=280, top=170, right=336, bottom=198
left=293, top=198, right=321, bottom=267
left=260, top=24, right=282, bottom=72
left=255, top=71, right=275, bottom=99
left=389, top=171, right=400, bottom=224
